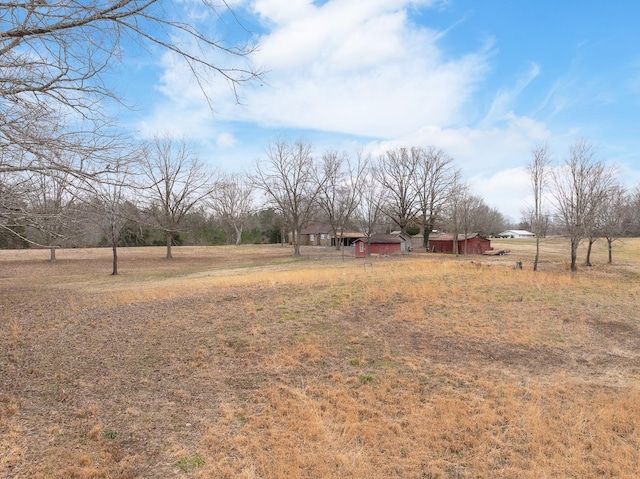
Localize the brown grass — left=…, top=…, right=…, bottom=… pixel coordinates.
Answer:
left=1, top=241, right=640, bottom=477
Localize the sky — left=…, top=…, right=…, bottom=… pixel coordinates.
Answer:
left=118, top=0, right=640, bottom=222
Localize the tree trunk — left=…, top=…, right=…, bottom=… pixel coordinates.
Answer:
left=451, top=230, right=459, bottom=255
left=584, top=238, right=596, bottom=267
left=607, top=238, right=613, bottom=264
left=166, top=232, right=173, bottom=259
left=49, top=247, right=57, bottom=262
left=235, top=224, right=243, bottom=245
left=293, top=229, right=301, bottom=257
left=570, top=238, right=579, bottom=272
left=423, top=224, right=433, bottom=251
left=533, top=236, right=540, bottom=271
left=111, top=243, right=118, bottom=276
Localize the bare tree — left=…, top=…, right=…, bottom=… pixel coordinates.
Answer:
left=354, top=168, right=386, bottom=256
left=0, top=1, right=260, bottom=249
left=471, top=200, right=506, bottom=237
left=209, top=172, right=254, bottom=246
left=316, top=150, right=369, bottom=249
left=443, top=178, right=469, bottom=255
left=141, top=136, right=215, bottom=259
left=412, top=146, right=459, bottom=249
left=374, top=148, right=419, bottom=234
left=22, top=169, right=80, bottom=261
left=630, top=187, right=640, bottom=236
left=2, top=176, right=33, bottom=240
left=80, top=167, right=140, bottom=275
left=0, top=1, right=260, bottom=174
left=0, top=161, right=84, bottom=260
left=0, top=173, right=33, bottom=248
left=458, top=193, right=483, bottom=255
left=526, top=143, right=552, bottom=271
left=251, top=139, right=325, bottom=257
left=597, top=184, right=631, bottom=264
left=551, top=139, right=616, bottom=272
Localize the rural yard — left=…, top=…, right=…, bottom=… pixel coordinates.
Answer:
left=1, top=238, right=640, bottom=478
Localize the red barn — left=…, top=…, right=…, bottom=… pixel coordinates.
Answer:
left=428, top=233, right=491, bottom=255
left=354, top=234, right=408, bottom=258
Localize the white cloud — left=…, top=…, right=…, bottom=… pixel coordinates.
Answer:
left=481, top=62, right=540, bottom=126
left=216, top=132, right=238, bottom=148
left=252, top=0, right=316, bottom=25
left=138, top=0, right=489, bottom=140
left=469, top=167, right=530, bottom=222
left=239, top=0, right=489, bottom=137
left=372, top=113, right=551, bottom=173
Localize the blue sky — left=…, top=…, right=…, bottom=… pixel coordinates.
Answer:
left=118, top=0, right=640, bottom=221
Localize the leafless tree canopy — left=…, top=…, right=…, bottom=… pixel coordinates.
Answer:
left=374, top=147, right=420, bottom=234
left=412, top=146, right=459, bottom=247
left=209, top=172, right=254, bottom=246
left=140, top=136, right=216, bottom=259
left=442, top=179, right=468, bottom=255
left=0, top=1, right=259, bottom=245
left=526, top=143, right=552, bottom=271
left=0, top=0, right=259, bottom=109
left=251, top=139, right=325, bottom=257
left=592, top=184, right=630, bottom=265
left=78, top=166, right=141, bottom=274
left=552, top=139, right=616, bottom=271
left=354, top=168, right=385, bottom=240
left=316, top=150, right=369, bottom=249
left=0, top=0, right=260, bottom=175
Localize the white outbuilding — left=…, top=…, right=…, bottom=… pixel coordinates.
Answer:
left=499, top=229, right=535, bottom=238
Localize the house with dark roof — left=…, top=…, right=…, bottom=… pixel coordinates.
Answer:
left=294, top=224, right=365, bottom=247
left=298, top=224, right=333, bottom=246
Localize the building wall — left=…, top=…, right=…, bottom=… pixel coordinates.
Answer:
left=355, top=240, right=367, bottom=258
left=429, top=240, right=454, bottom=254
left=429, top=238, right=491, bottom=255
left=460, top=237, right=491, bottom=255
left=355, top=241, right=402, bottom=257
left=370, top=243, right=401, bottom=256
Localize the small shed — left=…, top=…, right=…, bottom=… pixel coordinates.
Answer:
left=354, top=234, right=407, bottom=258
left=428, top=233, right=491, bottom=255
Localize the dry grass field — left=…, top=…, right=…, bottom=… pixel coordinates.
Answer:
left=1, top=237, right=640, bottom=478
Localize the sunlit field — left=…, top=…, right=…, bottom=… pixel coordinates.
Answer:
left=1, top=238, right=640, bottom=478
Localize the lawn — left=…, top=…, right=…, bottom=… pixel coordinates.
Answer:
left=1, top=239, right=640, bottom=478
